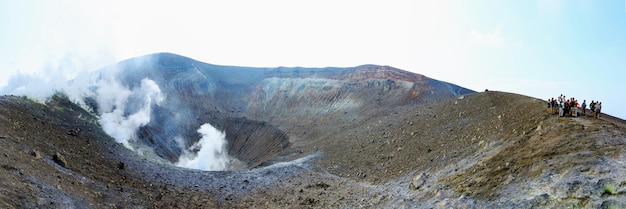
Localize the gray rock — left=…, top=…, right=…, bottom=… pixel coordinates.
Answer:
left=409, top=172, right=428, bottom=190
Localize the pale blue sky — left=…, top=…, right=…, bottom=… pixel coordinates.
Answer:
left=1, top=0, right=624, bottom=119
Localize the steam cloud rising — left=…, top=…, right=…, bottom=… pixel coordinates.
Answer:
left=176, top=123, right=234, bottom=171
left=0, top=59, right=235, bottom=171
left=97, top=78, right=164, bottom=149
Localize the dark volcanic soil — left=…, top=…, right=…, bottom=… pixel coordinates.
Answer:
left=1, top=90, right=625, bottom=208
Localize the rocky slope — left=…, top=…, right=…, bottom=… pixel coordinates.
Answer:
left=0, top=53, right=624, bottom=208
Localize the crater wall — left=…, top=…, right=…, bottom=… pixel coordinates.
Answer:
left=99, top=53, right=473, bottom=168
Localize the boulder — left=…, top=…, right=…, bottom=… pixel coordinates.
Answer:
left=53, top=152, right=68, bottom=168
left=30, top=149, right=41, bottom=159
left=409, top=172, right=428, bottom=190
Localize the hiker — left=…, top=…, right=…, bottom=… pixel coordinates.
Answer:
left=596, top=102, right=602, bottom=118
left=569, top=99, right=573, bottom=117
left=590, top=100, right=596, bottom=117
left=547, top=98, right=552, bottom=113
left=564, top=100, right=570, bottom=116
left=574, top=99, right=578, bottom=117
left=581, top=100, right=587, bottom=116
left=559, top=100, right=564, bottom=117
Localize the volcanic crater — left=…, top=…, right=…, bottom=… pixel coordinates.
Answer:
left=1, top=53, right=625, bottom=208
left=104, top=53, right=472, bottom=170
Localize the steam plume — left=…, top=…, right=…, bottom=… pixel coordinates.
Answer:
left=176, top=123, right=233, bottom=171
left=0, top=56, right=237, bottom=171
left=97, top=78, right=164, bottom=149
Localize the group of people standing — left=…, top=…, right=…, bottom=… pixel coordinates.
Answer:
left=547, top=94, right=602, bottom=118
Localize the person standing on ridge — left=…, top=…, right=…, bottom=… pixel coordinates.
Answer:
left=590, top=100, right=596, bottom=116
left=574, top=99, right=579, bottom=117
left=596, top=102, right=602, bottom=118
left=565, top=99, right=571, bottom=116
left=559, top=99, right=564, bottom=117
left=581, top=100, right=587, bottom=116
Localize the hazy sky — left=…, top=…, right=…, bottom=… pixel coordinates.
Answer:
left=1, top=0, right=624, bottom=119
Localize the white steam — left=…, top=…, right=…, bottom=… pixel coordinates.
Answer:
left=98, top=78, right=164, bottom=149
left=176, top=123, right=234, bottom=171
left=0, top=57, right=237, bottom=171
left=0, top=61, right=92, bottom=103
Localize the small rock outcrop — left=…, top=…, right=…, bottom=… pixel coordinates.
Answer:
left=409, top=172, right=428, bottom=190
left=67, top=128, right=81, bottom=136
left=53, top=152, right=68, bottom=168
left=30, top=149, right=41, bottom=159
